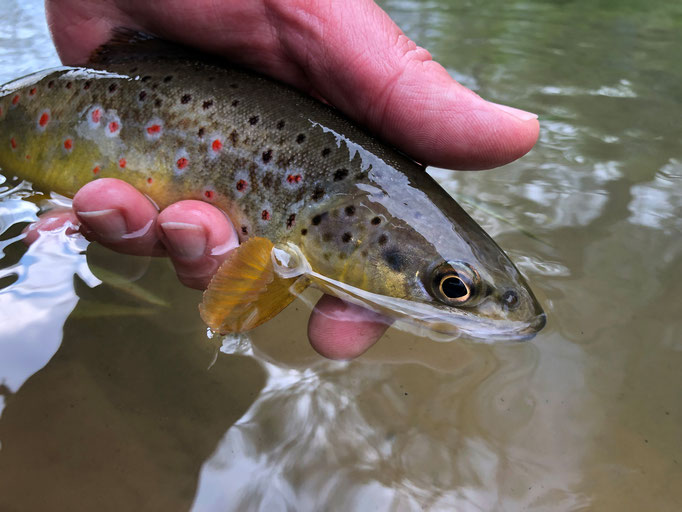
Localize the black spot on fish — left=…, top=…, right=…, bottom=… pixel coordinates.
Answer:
left=371, top=217, right=381, bottom=225
left=229, top=83, right=238, bottom=89
left=311, top=214, right=324, bottom=226
left=197, top=127, right=205, bottom=138
left=249, top=116, right=259, bottom=125
left=202, top=100, right=213, bottom=109
left=334, top=168, right=349, bottom=181
left=312, top=187, right=325, bottom=201
left=286, top=213, right=296, bottom=228
left=301, top=229, right=308, bottom=236
left=241, top=226, right=248, bottom=235
left=361, top=250, right=368, bottom=257
left=339, top=253, right=347, bottom=260
left=345, top=205, right=355, bottom=216
left=231, top=99, right=239, bottom=107
left=323, top=253, right=331, bottom=261
left=382, top=248, right=408, bottom=271
left=139, top=90, right=147, bottom=101
left=151, top=83, right=158, bottom=90
left=141, top=75, right=151, bottom=82
left=83, top=81, right=91, bottom=90
left=47, top=80, right=54, bottom=88
left=163, top=75, right=173, bottom=83
left=342, top=232, right=352, bottom=243
left=108, top=83, right=116, bottom=93
left=276, top=120, right=285, bottom=130
left=181, top=94, right=192, bottom=104
left=262, top=173, right=273, bottom=188
left=321, top=148, right=331, bottom=157
left=262, top=149, right=272, bottom=163
left=155, top=98, right=162, bottom=107
left=229, top=130, right=239, bottom=146
left=66, top=81, right=73, bottom=89
left=378, top=234, right=388, bottom=245
left=296, top=133, right=306, bottom=144
left=322, top=232, right=333, bottom=242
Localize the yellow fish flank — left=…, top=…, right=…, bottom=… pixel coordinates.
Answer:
left=0, top=34, right=545, bottom=341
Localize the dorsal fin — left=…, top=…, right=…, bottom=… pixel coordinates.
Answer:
left=87, top=28, right=209, bottom=66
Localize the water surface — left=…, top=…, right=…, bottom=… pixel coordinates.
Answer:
left=1, top=0, right=681, bottom=510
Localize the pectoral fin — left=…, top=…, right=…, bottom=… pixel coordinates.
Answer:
left=199, top=237, right=308, bottom=333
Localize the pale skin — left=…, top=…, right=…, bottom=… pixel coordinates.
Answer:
left=33, top=0, right=539, bottom=359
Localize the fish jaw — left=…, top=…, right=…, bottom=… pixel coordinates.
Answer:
left=302, top=266, right=546, bottom=342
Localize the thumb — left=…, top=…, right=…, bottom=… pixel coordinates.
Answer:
left=271, top=0, right=539, bottom=170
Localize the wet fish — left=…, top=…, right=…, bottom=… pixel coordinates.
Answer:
left=0, top=33, right=545, bottom=341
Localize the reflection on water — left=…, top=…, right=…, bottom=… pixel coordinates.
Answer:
left=2, top=0, right=682, bottom=510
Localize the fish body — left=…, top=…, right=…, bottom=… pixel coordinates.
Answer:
left=0, top=36, right=545, bottom=340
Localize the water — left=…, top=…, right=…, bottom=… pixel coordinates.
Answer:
left=1, top=0, right=681, bottom=510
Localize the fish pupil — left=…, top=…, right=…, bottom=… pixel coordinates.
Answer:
left=440, top=275, right=468, bottom=299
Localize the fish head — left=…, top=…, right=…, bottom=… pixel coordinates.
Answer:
left=297, top=167, right=546, bottom=342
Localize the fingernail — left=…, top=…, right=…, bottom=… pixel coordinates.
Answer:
left=76, top=209, right=127, bottom=240
left=160, top=222, right=207, bottom=260
left=488, top=102, right=538, bottom=121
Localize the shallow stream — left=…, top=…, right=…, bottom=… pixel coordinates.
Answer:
left=1, top=1, right=681, bottom=510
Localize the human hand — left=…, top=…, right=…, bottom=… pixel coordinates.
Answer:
left=42, top=0, right=539, bottom=359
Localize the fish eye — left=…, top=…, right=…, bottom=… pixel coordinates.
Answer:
left=439, top=274, right=470, bottom=301
left=427, top=261, right=481, bottom=306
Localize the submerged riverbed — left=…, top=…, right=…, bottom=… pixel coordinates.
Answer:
left=1, top=0, right=681, bottom=510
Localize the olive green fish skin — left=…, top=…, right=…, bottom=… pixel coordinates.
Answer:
left=0, top=44, right=545, bottom=340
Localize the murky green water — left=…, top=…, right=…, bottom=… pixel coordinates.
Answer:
left=1, top=0, right=681, bottom=510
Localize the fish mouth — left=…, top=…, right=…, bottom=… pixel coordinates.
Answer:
left=519, top=312, right=547, bottom=339
left=414, top=310, right=546, bottom=342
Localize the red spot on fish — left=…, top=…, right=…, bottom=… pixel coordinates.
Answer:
left=63, top=138, right=73, bottom=150
left=0, top=106, right=3, bottom=117
left=204, top=190, right=214, bottom=200
left=92, top=166, right=100, bottom=175
left=261, top=210, right=271, bottom=221
left=147, top=124, right=161, bottom=135
left=287, top=174, right=302, bottom=184
left=118, top=158, right=126, bottom=168
left=176, top=157, right=188, bottom=169
left=91, top=109, right=101, bottom=123
left=11, top=95, right=19, bottom=105
left=39, top=112, right=49, bottom=127
left=25, top=154, right=31, bottom=160
left=29, top=88, right=36, bottom=96
left=212, top=139, right=222, bottom=152
left=147, top=177, right=153, bottom=184
left=10, top=137, right=16, bottom=150
left=109, top=121, right=119, bottom=133
left=236, top=179, right=248, bottom=192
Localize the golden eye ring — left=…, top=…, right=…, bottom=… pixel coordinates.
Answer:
left=426, top=261, right=482, bottom=307
left=438, top=274, right=471, bottom=303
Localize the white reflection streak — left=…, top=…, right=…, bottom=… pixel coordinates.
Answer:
left=0, top=228, right=99, bottom=397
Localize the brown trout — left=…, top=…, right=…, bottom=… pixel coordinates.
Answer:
left=0, top=34, right=545, bottom=341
